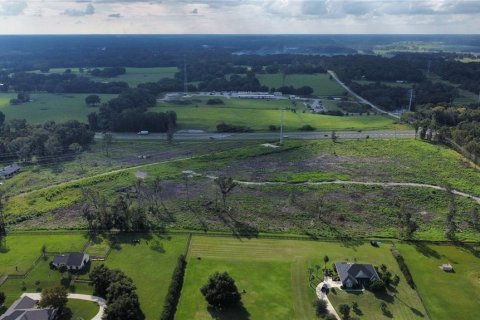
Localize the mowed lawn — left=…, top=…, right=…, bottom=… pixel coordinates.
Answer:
left=397, top=243, right=480, bottom=320
left=257, top=73, right=347, bottom=96
left=0, top=233, right=88, bottom=276
left=0, top=92, right=116, bottom=124
left=1, top=258, right=93, bottom=307
left=154, top=102, right=406, bottom=132
left=175, top=236, right=427, bottom=320
left=104, top=233, right=189, bottom=320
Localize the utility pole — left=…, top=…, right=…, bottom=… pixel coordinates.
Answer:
left=183, top=55, right=187, bottom=95
left=279, top=109, right=284, bottom=145
left=408, top=88, right=414, bottom=112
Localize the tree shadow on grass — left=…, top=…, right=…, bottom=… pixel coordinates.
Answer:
left=410, top=307, right=425, bottom=317
left=207, top=302, right=251, bottom=320
left=413, top=242, right=441, bottom=259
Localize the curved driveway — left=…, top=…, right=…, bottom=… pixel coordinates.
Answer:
left=21, top=293, right=106, bottom=320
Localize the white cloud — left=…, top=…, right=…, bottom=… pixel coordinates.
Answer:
left=0, top=0, right=27, bottom=16
left=63, top=3, right=95, bottom=17
left=1, top=0, right=480, bottom=34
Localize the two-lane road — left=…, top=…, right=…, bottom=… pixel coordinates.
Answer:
left=96, top=130, right=415, bottom=141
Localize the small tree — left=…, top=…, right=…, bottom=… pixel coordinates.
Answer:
left=41, top=245, right=47, bottom=259
left=214, top=176, right=238, bottom=210
left=339, top=303, right=350, bottom=319
left=39, top=286, right=68, bottom=311
left=85, top=94, right=101, bottom=106
left=313, top=299, right=328, bottom=317
left=331, top=130, right=338, bottom=143
left=369, top=279, right=385, bottom=292
left=323, top=255, right=329, bottom=273
left=200, top=272, right=241, bottom=309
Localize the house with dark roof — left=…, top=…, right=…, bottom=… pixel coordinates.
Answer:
left=334, top=262, right=380, bottom=289
left=52, top=252, right=90, bottom=271
left=0, top=295, right=56, bottom=320
left=0, top=164, right=21, bottom=179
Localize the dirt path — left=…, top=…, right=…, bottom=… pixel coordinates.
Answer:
left=205, top=175, right=480, bottom=204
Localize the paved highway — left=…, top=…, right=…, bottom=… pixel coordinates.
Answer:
left=95, top=130, right=415, bottom=141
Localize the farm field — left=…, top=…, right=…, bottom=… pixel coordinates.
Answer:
left=153, top=101, right=406, bottom=132
left=30, top=67, right=178, bottom=87
left=176, top=236, right=427, bottom=320
left=257, top=73, right=347, bottom=96
left=3, top=139, right=480, bottom=241
left=397, top=243, right=480, bottom=320
left=0, top=92, right=116, bottom=124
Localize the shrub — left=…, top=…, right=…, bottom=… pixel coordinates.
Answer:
left=312, top=299, right=328, bottom=317
left=206, top=98, right=224, bottom=105
left=369, top=279, right=386, bottom=292
left=325, top=314, right=337, bottom=320
left=268, top=124, right=278, bottom=131
left=216, top=122, right=252, bottom=133
left=299, top=124, right=316, bottom=131
left=339, top=304, right=351, bottom=319
left=160, top=255, right=187, bottom=320
left=391, top=248, right=415, bottom=289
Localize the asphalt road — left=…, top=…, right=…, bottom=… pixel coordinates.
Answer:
left=95, top=130, right=415, bottom=141
left=327, top=70, right=401, bottom=119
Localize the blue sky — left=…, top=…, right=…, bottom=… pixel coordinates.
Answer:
left=1, top=0, right=480, bottom=34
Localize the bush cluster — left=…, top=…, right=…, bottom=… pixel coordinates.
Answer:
left=160, top=255, right=187, bottom=320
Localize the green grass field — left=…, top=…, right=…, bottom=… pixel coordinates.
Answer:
left=62, top=299, right=100, bottom=320
left=154, top=98, right=405, bottom=132
left=0, top=258, right=93, bottom=307
left=257, top=73, right=347, bottom=96
left=104, top=233, right=189, bottom=320
left=176, top=236, right=427, bottom=320
left=397, top=243, right=480, bottom=320
left=31, top=67, right=178, bottom=87
left=0, top=233, right=88, bottom=276
left=0, top=92, right=116, bottom=124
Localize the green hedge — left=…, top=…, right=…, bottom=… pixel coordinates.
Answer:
left=391, top=248, right=415, bottom=289
left=160, top=254, right=187, bottom=320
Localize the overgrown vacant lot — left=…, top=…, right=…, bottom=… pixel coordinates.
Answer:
left=256, top=73, right=347, bottom=96
left=397, top=243, right=480, bottom=320
left=0, top=233, right=88, bottom=276
left=176, top=236, right=427, bottom=320
left=4, top=139, right=480, bottom=240
left=0, top=92, right=117, bottom=124
left=153, top=98, right=402, bottom=132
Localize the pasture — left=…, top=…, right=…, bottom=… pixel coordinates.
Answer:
left=0, top=92, right=116, bottom=124
left=397, top=243, right=480, bottom=320
left=175, top=236, right=427, bottom=320
left=30, top=67, right=178, bottom=87
left=154, top=98, right=405, bottom=132
left=257, top=73, right=347, bottom=96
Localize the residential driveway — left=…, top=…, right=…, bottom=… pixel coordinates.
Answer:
left=21, top=293, right=106, bottom=320
left=316, top=279, right=341, bottom=320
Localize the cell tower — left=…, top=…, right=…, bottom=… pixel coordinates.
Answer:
left=183, top=55, right=188, bottom=95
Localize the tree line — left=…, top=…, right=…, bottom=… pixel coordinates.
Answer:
left=0, top=115, right=94, bottom=162
left=87, top=87, right=176, bottom=133
left=1, top=71, right=129, bottom=94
